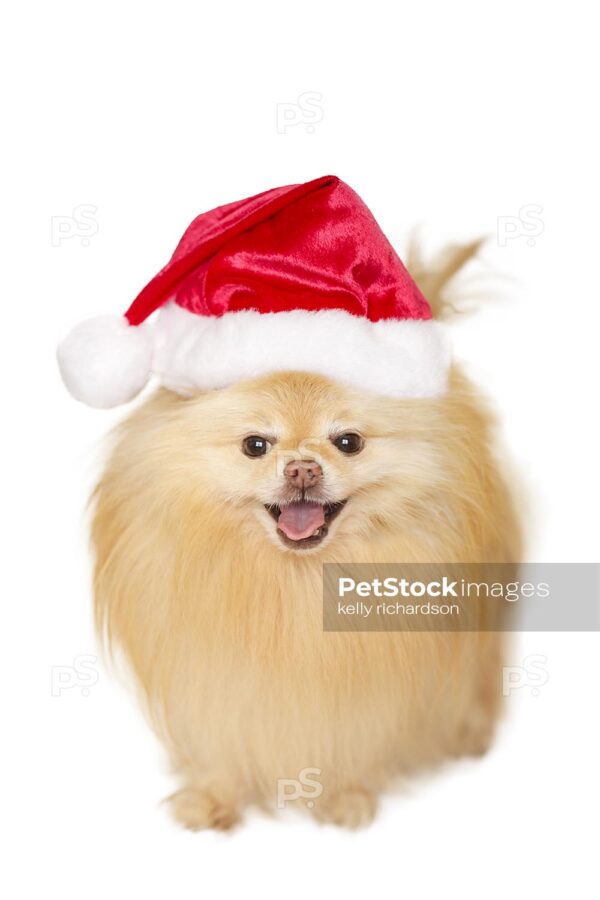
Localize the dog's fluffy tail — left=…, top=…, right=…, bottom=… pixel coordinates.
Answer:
left=407, top=237, right=484, bottom=320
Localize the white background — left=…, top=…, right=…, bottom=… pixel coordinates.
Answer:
left=2, top=2, right=598, bottom=898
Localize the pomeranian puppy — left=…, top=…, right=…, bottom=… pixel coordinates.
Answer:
left=91, top=244, right=520, bottom=830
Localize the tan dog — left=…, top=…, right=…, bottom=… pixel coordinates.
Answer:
left=92, top=245, right=521, bottom=829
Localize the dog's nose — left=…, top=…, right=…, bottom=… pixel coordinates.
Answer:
left=284, top=459, right=323, bottom=491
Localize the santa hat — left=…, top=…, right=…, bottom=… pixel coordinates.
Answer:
left=57, top=175, right=449, bottom=408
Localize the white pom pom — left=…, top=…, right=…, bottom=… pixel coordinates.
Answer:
left=57, top=315, right=153, bottom=409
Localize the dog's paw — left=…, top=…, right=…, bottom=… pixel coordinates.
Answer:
left=312, top=788, right=377, bottom=829
left=451, top=706, right=497, bottom=758
left=167, top=786, right=241, bottom=832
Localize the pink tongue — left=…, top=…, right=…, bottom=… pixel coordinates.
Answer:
left=277, top=502, right=326, bottom=540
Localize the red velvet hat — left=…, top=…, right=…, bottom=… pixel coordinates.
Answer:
left=58, top=175, right=449, bottom=408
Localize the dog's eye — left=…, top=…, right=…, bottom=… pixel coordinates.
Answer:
left=331, top=432, right=364, bottom=455
left=242, top=435, right=272, bottom=458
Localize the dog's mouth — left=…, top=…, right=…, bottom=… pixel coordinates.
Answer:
left=264, top=499, right=348, bottom=549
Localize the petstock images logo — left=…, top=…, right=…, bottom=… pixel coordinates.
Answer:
left=322, top=563, right=600, bottom=632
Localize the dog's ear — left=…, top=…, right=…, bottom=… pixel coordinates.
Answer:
left=406, top=236, right=485, bottom=320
